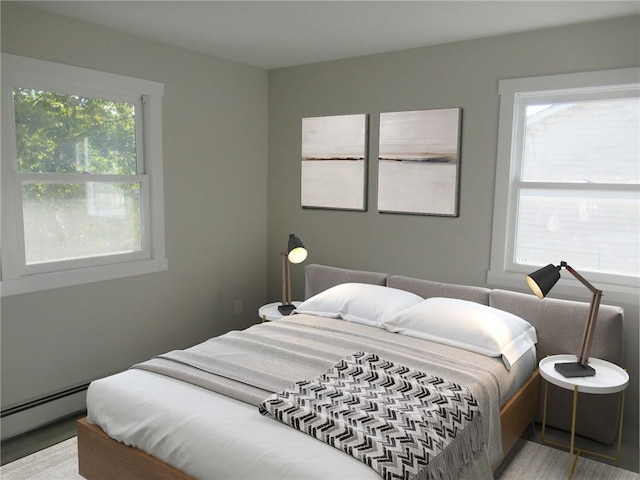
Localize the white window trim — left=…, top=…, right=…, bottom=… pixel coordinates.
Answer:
left=1, top=54, right=167, bottom=296
left=488, top=67, right=640, bottom=304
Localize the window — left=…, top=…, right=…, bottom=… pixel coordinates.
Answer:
left=1, top=54, right=167, bottom=295
left=488, top=68, right=639, bottom=301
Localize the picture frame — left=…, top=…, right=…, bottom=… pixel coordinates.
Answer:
left=377, top=108, right=462, bottom=216
left=301, top=114, right=368, bottom=211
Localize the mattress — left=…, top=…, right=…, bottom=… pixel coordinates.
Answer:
left=87, top=315, right=536, bottom=480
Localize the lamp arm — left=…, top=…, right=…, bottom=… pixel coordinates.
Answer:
left=563, top=263, right=603, bottom=367
left=564, top=263, right=601, bottom=295
left=286, top=258, right=292, bottom=305
left=577, top=289, right=603, bottom=366
left=281, top=251, right=289, bottom=305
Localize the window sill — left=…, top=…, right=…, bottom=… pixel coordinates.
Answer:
left=0, top=258, right=168, bottom=296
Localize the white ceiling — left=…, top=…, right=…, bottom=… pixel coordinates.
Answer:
left=24, top=1, right=640, bottom=69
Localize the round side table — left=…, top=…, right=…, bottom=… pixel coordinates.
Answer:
left=539, top=354, right=629, bottom=479
left=258, top=301, right=302, bottom=321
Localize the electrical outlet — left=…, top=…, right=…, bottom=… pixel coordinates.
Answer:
left=234, top=299, right=243, bottom=315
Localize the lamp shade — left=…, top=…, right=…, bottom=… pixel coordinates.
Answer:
left=287, top=234, right=307, bottom=264
left=526, top=263, right=561, bottom=299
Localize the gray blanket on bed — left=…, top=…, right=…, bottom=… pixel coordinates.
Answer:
left=131, top=315, right=502, bottom=476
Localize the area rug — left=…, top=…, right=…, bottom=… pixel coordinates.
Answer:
left=1, top=436, right=638, bottom=480
left=495, top=439, right=639, bottom=480
left=0, top=437, right=81, bottom=480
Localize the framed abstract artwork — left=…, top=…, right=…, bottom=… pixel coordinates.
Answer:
left=301, top=114, right=368, bottom=211
left=377, top=108, right=462, bottom=216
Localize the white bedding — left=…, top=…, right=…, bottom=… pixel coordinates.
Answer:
left=87, top=369, right=381, bottom=480
left=87, top=339, right=536, bottom=480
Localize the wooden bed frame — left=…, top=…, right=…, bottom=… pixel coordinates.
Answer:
left=77, top=369, right=540, bottom=479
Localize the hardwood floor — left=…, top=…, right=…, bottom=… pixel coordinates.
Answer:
left=521, top=421, right=638, bottom=473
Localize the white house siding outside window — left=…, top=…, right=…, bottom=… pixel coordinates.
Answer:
left=1, top=54, right=167, bottom=296
left=488, top=68, right=639, bottom=301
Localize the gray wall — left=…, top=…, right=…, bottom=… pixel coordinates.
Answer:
left=1, top=2, right=638, bottom=472
left=268, top=15, right=639, bottom=470
left=1, top=3, right=268, bottom=435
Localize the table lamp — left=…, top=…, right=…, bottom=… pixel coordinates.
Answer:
left=526, top=261, right=602, bottom=377
left=279, top=234, right=308, bottom=315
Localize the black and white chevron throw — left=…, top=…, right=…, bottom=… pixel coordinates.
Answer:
left=259, top=352, right=485, bottom=480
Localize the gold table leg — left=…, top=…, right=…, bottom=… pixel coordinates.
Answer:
left=541, top=379, right=548, bottom=443
left=568, top=385, right=579, bottom=479
left=540, top=380, right=626, bottom=480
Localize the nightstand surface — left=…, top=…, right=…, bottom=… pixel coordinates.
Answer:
left=258, top=301, right=303, bottom=321
left=539, top=354, right=628, bottom=394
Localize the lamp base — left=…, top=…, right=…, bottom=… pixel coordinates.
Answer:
left=554, top=361, right=596, bottom=378
left=277, top=304, right=297, bottom=316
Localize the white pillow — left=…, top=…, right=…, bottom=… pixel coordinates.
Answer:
left=294, top=283, right=424, bottom=328
left=383, top=297, right=537, bottom=369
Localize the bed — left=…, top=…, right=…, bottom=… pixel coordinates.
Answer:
left=77, top=264, right=624, bottom=480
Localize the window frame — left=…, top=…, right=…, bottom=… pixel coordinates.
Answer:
left=1, top=53, right=167, bottom=296
left=488, top=67, right=640, bottom=303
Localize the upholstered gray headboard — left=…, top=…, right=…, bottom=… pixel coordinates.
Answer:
left=304, top=264, right=625, bottom=445
left=304, top=264, right=389, bottom=298
left=387, top=275, right=491, bottom=305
